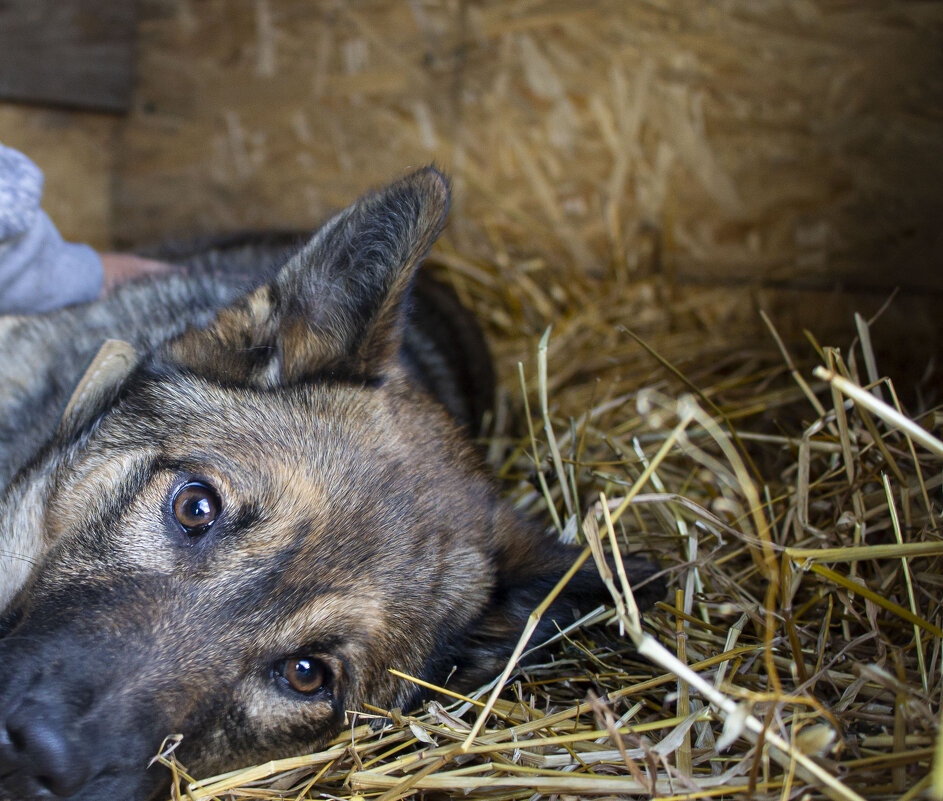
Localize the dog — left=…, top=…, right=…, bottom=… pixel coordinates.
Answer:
left=0, top=168, right=662, bottom=800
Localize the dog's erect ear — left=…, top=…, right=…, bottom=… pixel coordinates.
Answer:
left=451, top=507, right=665, bottom=691
left=166, top=167, right=449, bottom=384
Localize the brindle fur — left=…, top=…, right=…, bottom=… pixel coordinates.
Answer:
left=0, top=169, right=662, bottom=801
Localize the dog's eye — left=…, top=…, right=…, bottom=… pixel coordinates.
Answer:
left=275, top=657, right=329, bottom=695
left=172, top=482, right=221, bottom=533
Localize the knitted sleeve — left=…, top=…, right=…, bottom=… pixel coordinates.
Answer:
left=0, top=144, right=103, bottom=314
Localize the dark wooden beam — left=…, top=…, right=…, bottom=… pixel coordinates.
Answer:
left=0, top=0, right=136, bottom=113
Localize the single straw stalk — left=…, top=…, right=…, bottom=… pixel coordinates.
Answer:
left=813, top=367, right=943, bottom=458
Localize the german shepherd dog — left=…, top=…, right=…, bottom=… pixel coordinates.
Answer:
left=0, top=169, right=662, bottom=800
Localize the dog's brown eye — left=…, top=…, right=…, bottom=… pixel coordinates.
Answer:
left=172, top=482, right=220, bottom=533
left=277, top=657, right=328, bottom=695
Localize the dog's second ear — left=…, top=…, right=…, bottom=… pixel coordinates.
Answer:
left=166, top=167, right=449, bottom=385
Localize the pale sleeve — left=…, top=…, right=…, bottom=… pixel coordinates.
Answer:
left=0, top=144, right=103, bottom=314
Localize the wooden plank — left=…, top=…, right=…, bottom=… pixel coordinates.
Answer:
left=0, top=0, right=135, bottom=112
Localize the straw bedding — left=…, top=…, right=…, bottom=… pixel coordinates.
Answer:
left=156, top=254, right=942, bottom=800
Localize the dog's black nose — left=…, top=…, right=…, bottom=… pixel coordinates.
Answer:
left=2, top=702, right=90, bottom=797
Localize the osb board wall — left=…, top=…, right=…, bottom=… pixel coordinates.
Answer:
left=0, top=1, right=941, bottom=373
left=115, top=1, right=943, bottom=288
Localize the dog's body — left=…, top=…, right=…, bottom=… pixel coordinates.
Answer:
left=0, top=170, right=661, bottom=800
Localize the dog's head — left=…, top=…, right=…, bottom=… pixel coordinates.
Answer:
left=0, top=169, right=661, bottom=800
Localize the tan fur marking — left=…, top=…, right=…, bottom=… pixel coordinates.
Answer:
left=246, top=286, right=273, bottom=322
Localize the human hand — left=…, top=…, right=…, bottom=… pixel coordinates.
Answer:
left=99, top=254, right=177, bottom=296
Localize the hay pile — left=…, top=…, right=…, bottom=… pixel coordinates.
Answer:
left=160, top=257, right=942, bottom=800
